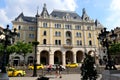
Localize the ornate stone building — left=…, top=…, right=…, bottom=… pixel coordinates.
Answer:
left=11, top=4, right=103, bottom=66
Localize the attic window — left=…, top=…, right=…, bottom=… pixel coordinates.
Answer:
left=74, top=16, right=77, bottom=19
left=54, top=15, right=57, bottom=17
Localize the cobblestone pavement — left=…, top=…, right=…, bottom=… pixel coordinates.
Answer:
left=9, top=74, right=102, bottom=80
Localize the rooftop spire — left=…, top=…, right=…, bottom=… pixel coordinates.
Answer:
left=41, top=3, right=49, bottom=17
left=36, top=6, right=39, bottom=17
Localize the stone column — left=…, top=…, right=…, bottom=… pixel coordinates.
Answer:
left=37, top=53, right=40, bottom=64
left=73, top=53, right=76, bottom=63
left=49, top=53, right=54, bottom=65
left=62, top=52, right=66, bottom=66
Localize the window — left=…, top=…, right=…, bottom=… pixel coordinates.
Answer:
left=55, top=40, right=61, bottom=45
left=17, top=33, right=20, bottom=38
left=55, top=31, right=61, bottom=37
left=89, top=40, right=92, bottom=46
left=43, top=22, right=47, bottom=27
left=43, top=31, right=47, bottom=36
left=65, top=24, right=72, bottom=29
left=29, top=26, right=35, bottom=31
left=77, top=40, right=82, bottom=46
left=76, top=32, right=81, bottom=37
left=88, top=33, right=91, bottom=38
left=29, top=34, right=34, bottom=38
left=55, top=24, right=61, bottom=28
left=87, top=26, right=91, bottom=30
left=43, top=39, right=46, bottom=44
left=18, top=25, right=21, bottom=30
left=75, top=25, right=81, bottom=30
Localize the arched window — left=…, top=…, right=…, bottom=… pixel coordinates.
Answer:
left=43, top=31, right=47, bottom=36
left=89, top=40, right=92, bottom=46
left=43, top=39, right=46, bottom=44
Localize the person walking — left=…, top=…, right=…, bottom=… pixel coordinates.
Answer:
left=55, top=65, right=59, bottom=78
left=59, top=65, right=62, bottom=78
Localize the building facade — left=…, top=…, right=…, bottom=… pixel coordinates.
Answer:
left=11, top=4, right=103, bottom=66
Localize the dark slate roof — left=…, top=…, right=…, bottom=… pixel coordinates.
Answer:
left=23, top=16, right=36, bottom=23
left=50, top=10, right=81, bottom=20
left=15, top=13, right=36, bottom=23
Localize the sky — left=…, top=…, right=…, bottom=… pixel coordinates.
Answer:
left=0, top=0, right=120, bottom=31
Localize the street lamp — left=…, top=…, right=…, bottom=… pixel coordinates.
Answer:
left=0, top=25, right=17, bottom=80
left=98, top=28, right=117, bottom=70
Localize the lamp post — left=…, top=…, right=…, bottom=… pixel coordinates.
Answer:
left=98, top=28, right=117, bottom=70
left=0, top=25, right=17, bottom=80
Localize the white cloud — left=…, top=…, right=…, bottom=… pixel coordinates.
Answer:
left=0, top=0, right=78, bottom=28
left=106, top=0, right=120, bottom=30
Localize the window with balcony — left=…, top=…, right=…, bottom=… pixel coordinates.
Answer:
left=66, top=39, right=71, bottom=45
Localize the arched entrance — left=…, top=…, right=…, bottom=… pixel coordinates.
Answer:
left=76, top=51, right=83, bottom=63
left=13, top=56, right=20, bottom=66
left=66, top=51, right=73, bottom=64
left=40, top=50, right=49, bottom=65
left=54, top=51, right=62, bottom=64
left=27, top=56, right=33, bottom=65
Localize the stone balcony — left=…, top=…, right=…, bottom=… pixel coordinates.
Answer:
left=63, top=44, right=73, bottom=49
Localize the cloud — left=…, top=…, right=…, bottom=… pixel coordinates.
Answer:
left=106, top=0, right=120, bottom=30
left=0, top=0, right=78, bottom=28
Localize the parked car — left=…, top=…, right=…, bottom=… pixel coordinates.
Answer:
left=7, top=67, right=26, bottom=77
left=47, top=64, right=66, bottom=71
left=28, top=64, right=44, bottom=70
left=66, top=63, right=78, bottom=68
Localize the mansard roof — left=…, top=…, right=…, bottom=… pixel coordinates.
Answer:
left=15, top=12, right=36, bottom=23
left=50, top=10, right=81, bottom=20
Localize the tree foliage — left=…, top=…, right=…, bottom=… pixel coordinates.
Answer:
left=15, top=41, right=33, bottom=64
left=109, top=43, right=120, bottom=55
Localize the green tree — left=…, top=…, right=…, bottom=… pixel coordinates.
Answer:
left=0, top=43, right=17, bottom=65
left=109, top=43, right=120, bottom=55
left=15, top=41, right=33, bottom=64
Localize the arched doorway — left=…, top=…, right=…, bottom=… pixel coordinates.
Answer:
left=54, top=51, right=62, bottom=64
left=40, top=50, right=49, bottom=65
left=76, top=51, right=83, bottom=63
left=66, top=51, right=73, bottom=64
left=27, top=56, right=33, bottom=65
left=13, top=56, right=20, bottom=66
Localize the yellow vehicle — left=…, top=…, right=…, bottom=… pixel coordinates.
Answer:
left=28, top=64, right=44, bottom=70
left=66, top=63, right=78, bottom=68
left=7, top=67, right=26, bottom=77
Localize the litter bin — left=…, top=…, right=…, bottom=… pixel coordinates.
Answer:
left=37, top=76, right=49, bottom=80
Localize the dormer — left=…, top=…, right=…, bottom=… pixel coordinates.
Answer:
left=41, top=3, right=49, bottom=18
left=15, top=12, right=24, bottom=22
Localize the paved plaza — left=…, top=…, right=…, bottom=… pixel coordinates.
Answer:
left=9, top=74, right=102, bottom=80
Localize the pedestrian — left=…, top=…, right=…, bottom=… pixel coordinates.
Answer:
left=47, top=64, right=52, bottom=74
left=59, top=65, right=62, bottom=78
left=55, top=65, right=59, bottom=78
